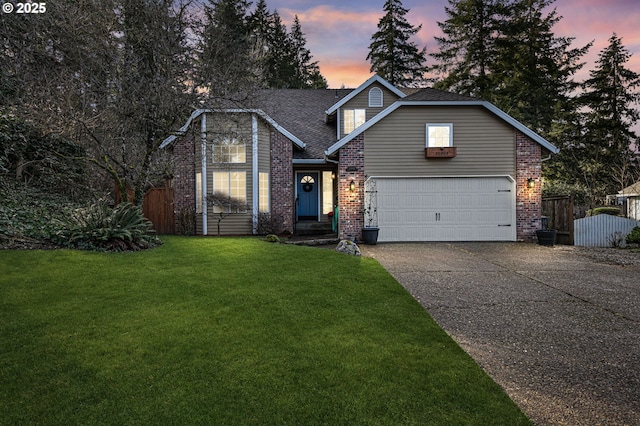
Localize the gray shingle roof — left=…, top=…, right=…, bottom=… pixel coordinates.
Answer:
left=249, top=89, right=352, bottom=159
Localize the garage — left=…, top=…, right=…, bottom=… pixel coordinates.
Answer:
left=371, top=176, right=516, bottom=242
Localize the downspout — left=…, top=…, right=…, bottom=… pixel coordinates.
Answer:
left=201, top=114, right=207, bottom=235
left=252, top=114, right=259, bottom=234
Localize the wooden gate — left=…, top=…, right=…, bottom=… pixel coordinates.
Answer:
left=143, top=183, right=174, bottom=235
left=542, top=195, right=574, bottom=245
left=115, top=180, right=175, bottom=235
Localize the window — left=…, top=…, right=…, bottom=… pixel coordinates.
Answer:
left=259, top=172, right=269, bottom=213
left=369, top=87, right=383, bottom=107
left=322, top=171, right=334, bottom=215
left=195, top=172, right=203, bottom=214
left=343, top=109, right=366, bottom=134
left=426, top=124, right=453, bottom=147
left=212, top=171, right=246, bottom=213
left=213, top=136, right=246, bottom=163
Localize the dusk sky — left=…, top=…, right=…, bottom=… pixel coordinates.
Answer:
left=264, top=0, right=640, bottom=89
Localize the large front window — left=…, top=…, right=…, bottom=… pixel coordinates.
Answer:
left=213, top=137, right=246, bottom=163
left=212, top=171, right=246, bottom=213
left=344, top=109, right=366, bottom=134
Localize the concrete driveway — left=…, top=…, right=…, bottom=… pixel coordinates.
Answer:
left=360, top=242, right=640, bottom=426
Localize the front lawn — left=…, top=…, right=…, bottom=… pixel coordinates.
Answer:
left=0, top=237, right=530, bottom=425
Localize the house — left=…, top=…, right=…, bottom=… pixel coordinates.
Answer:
left=618, top=181, right=640, bottom=220
left=161, top=75, right=558, bottom=242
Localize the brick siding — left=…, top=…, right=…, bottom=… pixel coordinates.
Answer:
left=270, top=130, right=294, bottom=234
left=172, top=132, right=196, bottom=235
left=337, top=134, right=365, bottom=241
left=516, top=131, right=542, bottom=242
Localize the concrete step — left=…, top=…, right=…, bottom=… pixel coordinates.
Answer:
left=295, top=221, right=335, bottom=236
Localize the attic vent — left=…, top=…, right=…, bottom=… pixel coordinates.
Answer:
left=369, top=87, right=383, bottom=107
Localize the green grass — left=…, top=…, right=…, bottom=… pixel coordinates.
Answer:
left=0, top=237, right=530, bottom=425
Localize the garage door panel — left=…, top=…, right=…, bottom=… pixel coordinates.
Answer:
left=374, top=177, right=515, bottom=242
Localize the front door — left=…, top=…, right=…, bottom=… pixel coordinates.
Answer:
left=297, top=172, right=319, bottom=220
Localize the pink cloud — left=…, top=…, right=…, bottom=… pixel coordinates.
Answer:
left=275, top=0, right=640, bottom=89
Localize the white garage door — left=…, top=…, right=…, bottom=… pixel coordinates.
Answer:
left=373, top=176, right=516, bottom=242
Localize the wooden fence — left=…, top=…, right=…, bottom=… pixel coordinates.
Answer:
left=574, top=215, right=640, bottom=247
left=542, top=195, right=574, bottom=245
left=115, top=181, right=175, bottom=235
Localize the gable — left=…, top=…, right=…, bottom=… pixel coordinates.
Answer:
left=363, top=105, right=517, bottom=177
left=326, top=100, right=559, bottom=156
left=325, top=74, right=405, bottom=115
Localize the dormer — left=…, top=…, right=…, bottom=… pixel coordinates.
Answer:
left=325, top=74, right=406, bottom=139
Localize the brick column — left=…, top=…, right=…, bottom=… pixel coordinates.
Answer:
left=171, top=133, right=196, bottom=235
left=516, top=131, right=542, bottom=242
left=270, top=131, right=294, bottom=234
left=338, top=134, right=365, bottom=241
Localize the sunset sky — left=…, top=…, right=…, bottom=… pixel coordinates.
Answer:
left=265, top=0, right=640, bottom=89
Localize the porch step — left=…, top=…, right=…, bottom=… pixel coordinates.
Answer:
left=296, top=221, right=335, bottom=236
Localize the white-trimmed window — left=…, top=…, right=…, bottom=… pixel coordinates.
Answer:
left=212, top=171, right=246, bottom=213
left=322, top=171, right=333, bottom=215
left=369, top=87, right=383, bottom=107
left=259, top=172, right=269, bottom=213
left=343, top=109, right=366, bottom=134
left=426, top=124, right=453, bottom=147
left=213, top=136, right=246, bottom=163
left=195, top=172, right=203, bottom=213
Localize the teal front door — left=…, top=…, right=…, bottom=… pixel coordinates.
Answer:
left=297, top=173, right=319, bottom=220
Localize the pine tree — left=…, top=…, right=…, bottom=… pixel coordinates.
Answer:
left=580, top=34, right=640, bottom=196
left=199, top=0, right=262, bottom=97
left=430, top=0, right=590, bottom=136
left=289, top=16, right=327, bottom=89
left=491, top=0, right=590, bottom=134
left=366, top=0, right=428, bottom=87
left=430, top=0, right=506, bottom=99
left=247, top=5, right=327, bottom=89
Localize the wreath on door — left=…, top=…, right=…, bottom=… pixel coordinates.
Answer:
left=301, top=175, right=315, bottom=192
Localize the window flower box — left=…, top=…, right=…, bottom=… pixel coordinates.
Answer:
left=425, top=147, right=457, bottom=158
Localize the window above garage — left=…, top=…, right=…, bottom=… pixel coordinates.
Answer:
left=425, top=124, right=453, bottom=147
left=425, top=123, right=456, bottom=158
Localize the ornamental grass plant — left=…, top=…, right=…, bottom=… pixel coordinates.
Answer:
left=0, top=237, right=531, bottom=425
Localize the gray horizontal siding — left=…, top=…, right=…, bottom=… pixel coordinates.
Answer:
left=364, top=105, right=516, bottom=177
left=340, top=83, right=403, bottom=138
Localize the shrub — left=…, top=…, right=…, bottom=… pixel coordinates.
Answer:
left=588, top=207, right=621, bottom=216
left=0, top=179, right=78, bottom=248
left=264, top=234, right=280, bottom=243
left=626, top=227, right=640, bottom=245
left=52, top=200, right=161, bottom=251
left=256, top=212, right=284, bottom=235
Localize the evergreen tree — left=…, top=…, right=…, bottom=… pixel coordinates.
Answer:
left=247, top=4, right=327, bottom=89
left=545, top=34, right=640, bottom=206
left=264, top=11, right=296, bottom=88
left=199, top=0, right=263, bottom=97
left=431, top=0, right=506, bottom=99
left=289, top=16, right=327, bottom=89
left=580, top=34, right=639, bottom=197
left=430, top=0, right=590, bottom=136
left=367, top=0, right=428, bottom=87
left=491, top=0, right=590, bottom=134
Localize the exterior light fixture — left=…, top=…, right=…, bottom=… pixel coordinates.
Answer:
left=349, top=180, right=356, bottom=192
left=527, top=178, right=535, bottom=189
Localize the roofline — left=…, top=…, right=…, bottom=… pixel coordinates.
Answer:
left=325, top=100, right=559, bottom=156
left=160, top=108, right=306, bottom=149
left=325, top=74, right=406, bottom=115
